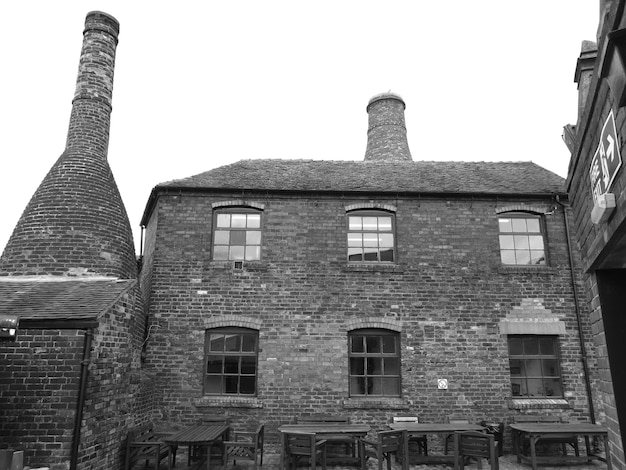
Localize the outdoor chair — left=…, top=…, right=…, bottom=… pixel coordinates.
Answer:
left=359, top=429, right=409, bottom=470
left=225, top=424, right=264, bottom=469
left=297, top=413, right=354, bottom=457
left=284, top=431, right=327, bottom=470
left=453, top=430, right=499, bottom=470
left=392, top=416, right=427, bottom=456
left=124, top=423, right=171, bottom=470
left=444, top=416, right=471, bottom=454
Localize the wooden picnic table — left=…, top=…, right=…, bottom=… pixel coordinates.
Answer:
left=509, top=422, right=612, bottom=470
left=164, top=423, right=230, bottom=470
left=278, top=423, right=371, bottom=469
left=389, top=422, right=486, bottom=465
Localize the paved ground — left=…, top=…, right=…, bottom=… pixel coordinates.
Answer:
left=145, top=448, right=610, bottom=470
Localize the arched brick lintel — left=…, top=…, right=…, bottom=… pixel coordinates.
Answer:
left=212, top=200, right=266, bottom=211
left=345, top=203, right=397, bottom=213
left=204, top=315, right=262, bottom=330
left=346, top=317, right=402, bottom=332
left=495, top=205, right=549, bottom=215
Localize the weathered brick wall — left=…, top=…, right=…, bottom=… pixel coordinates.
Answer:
left=142, top=192, right=594, bottom=452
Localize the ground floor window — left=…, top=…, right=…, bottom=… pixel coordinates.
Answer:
left=349, top=329, right=400, bottom=397
left=508, top=335, right=563, bottom=397
left=204, top=327, right=258, bottom=395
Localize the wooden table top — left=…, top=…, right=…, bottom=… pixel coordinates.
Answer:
left=164, top=424, right=230, bottom=445
left=509, top=423, right=609, bottom=435
left=390, top=423, right=485, bottom=433
left=278, top=423, right=371, bottom=434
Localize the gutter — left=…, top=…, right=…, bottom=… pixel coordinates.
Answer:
left=555, top=196, right=596, bottom=424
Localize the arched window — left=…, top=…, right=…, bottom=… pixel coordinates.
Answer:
left=347, top=210, right=396, bottom=262
left=497, top=212, right=547, bottom=265
left=348, top=329, right=400, bottom=397
left=204, top=327, right=258, bottom=395
left=212, top=208, right=262, bottom=261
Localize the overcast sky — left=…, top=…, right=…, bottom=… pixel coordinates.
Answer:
left=0, top=1, right=600, bottom=255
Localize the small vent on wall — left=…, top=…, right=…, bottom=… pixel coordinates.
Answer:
left=233, top=261, right=244, bottom=270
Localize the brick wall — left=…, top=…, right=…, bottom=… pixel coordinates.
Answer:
left=142, top=192, right=594, bottom=452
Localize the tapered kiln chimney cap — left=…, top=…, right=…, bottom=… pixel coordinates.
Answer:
left=84, top=11, right=120, bottom=38
left=366, top=92, right=406, bottom=111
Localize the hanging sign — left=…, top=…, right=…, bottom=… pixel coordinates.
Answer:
left=590, top=109, right=622, bottom=203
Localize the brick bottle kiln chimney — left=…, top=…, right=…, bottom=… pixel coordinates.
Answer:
left=0, top=11, right=137, bottom=279
left=364, top=92, right=413, bottom=162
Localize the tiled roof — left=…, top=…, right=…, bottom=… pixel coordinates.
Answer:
left=0, top=278, right=136, bottom=322
left=157, top=159, right=565, bottom=195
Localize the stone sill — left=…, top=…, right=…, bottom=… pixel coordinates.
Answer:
left=194, top=396, right=263, bottom=408
left=507, top=398, right=571, bottom=410
left=343, top=263, right=404, bottom=273
left=342, top=397, right=410, bottom=410
left=498, top=265, right=556, bottom=275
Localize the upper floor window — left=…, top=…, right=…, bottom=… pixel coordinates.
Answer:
left=498, top=213, right=546, bottom=265
left=213, top=209, right=262, bottom=261
left=348, top=329, right=400, bottom=397
left=347, top=211, right=395, bottom=262
left=204, top=327, right=258, bottom=396
left=508, top=335, right=563, bottom=398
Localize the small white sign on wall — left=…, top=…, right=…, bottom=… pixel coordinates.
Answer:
left=437, top=378, right=448, bottom=390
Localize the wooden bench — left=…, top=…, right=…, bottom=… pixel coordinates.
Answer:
left=513, top=415, right=580, bottom=456
left=125, top=423, right=172, bottom=470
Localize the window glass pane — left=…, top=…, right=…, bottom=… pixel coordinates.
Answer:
left=526, top=218, right=541, bottom=232
left=530, top=251, right=545, bottom=265
left=382, top=335, right=396, bottom=353
left=379, top=234, right=394, bottom=247
left=384, top=357, right=400, bottom=375
left=366, top=336, right=382, bottom=353
left=214, top=246, right=229, bottom=260
left=349, top=217, right=362, bottom=231
left=542, top=359, right=559, bottom=377
left=217, top=214, right=231, bottom=228
left=231, top=214, right=247, bottom=228
left=509, top=338, right=523, bottom=355
left=231, top=231, right=246, bottom=245
left=205, top=376, right=222, bottom=394
left=230, top=246, right=245, bottom=260
left=350, top=377, right=366, bottom=395
left=245, top=246, right=260, bottom=260
left=241, top=356, right=257, bottom=374
left=501, top=250, right=516, bottom=264
left=511, top=379, right=523, bottom=396
left=242, top=334, right=257, bottom=352
left=224, top=356, right=240, bottom=374
left=382, top=377, right=400, bottom=395
left=368, top=377, right=382, bottom=395
left=206, top=356, right=223, bottom=373
left=380, top=249, right=394, bottom=262
left=350, top=357, right=365, bottom=375
left=525, top=359, right=542, bottom=376
left=368, top=357, right=383, bottom=375
left=514, top=235, right=530, bottom=250
left=509, top=359, right=522, bottom=377
left=511, top=218, right=528, bottom=232
left=362, top=217, right=378, bottom=231
left=499, top=235, right=514, bottom=249
left=544, top=378, right=562, bottom=396
left=539, top=338, right=556, bottom=355
left=523, top=338, right=540, bottom=355
left=240, top=376, right=256, bottom=395
left=348, top=249, right=363, bottom=261
left=348, top=233, right=362, bottom=246
left=363, top=233, right=378, bottom=247
left=247, top=231, right=261, bottom=245
left=247, top=214, right=261, bottom=228
left=499, top=218, right=513, bottom=232
left=526, top=378, right=543, bottom=396
left=516, top=251, right=531, bottom=265
left=351, top=336, right=365, bottom=353
left=528, top=236, right=544, bottom=249
left=363, top=250, right=378, bottom=261
left=209, top=334, right=225, bottom=351
left=214, top=230, right=230, bottom=244
left=224, top=334, right=241, bottom=352
left=224, top=376, right=239, bottom=394
left=378, top=217, right=392, bottom=231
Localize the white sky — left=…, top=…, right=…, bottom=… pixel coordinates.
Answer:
left=0, top=1, right=600, bottom=255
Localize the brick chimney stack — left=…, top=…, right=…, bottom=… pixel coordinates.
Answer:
left=0, top=11, right=137, bottom=278
left=364, top=93, right=413, bottom=162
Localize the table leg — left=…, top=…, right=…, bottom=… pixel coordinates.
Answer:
left=602, top=435, right=612, bottom=470
left=281, top=433, right=286, bottom=470
left=512, top=430, right=521, bottom=463
left=206, top=443, right=211, bottom=470
left=529, top=435, right=538, bottom=470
